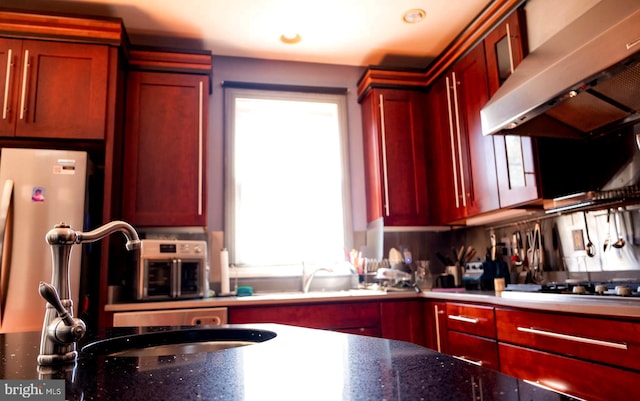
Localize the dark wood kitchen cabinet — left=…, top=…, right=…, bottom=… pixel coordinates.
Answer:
left=360, top=87, right=431, bottom=226
left=379, top=300, right=425, bottom=345
left=496, top=308, right=640, bottom=401
left=445, top=302, right=499, bottom=371
left=484, top=9, right=540, bottom=208
left=499, top=343, right=638, bottom=401
left=0, top=38, right=110, bottom=139
left=423, top=301, right=448, bottom=354
left=122, top=70, right=209, bottom=226
left=423, top=301, right=499, bottom=370
left=229, top=301, right=381, bottom=337
left=426, top=44, right=498, bottom=224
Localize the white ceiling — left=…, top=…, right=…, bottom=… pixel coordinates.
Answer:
left=10, top=0, right=493, bottom=67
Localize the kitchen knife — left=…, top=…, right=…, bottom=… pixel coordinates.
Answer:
left=436, top=252, right=454, bottom=266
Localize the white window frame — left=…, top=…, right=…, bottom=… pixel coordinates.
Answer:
left=224, top=86, right=353, bottom=277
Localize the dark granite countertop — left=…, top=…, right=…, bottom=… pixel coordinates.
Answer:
left=106, top=288, right=640, bottom=319
left=2, top=324, right=573, bottom=401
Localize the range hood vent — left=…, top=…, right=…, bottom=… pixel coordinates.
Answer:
left=481, top=0, right=640, bottom=139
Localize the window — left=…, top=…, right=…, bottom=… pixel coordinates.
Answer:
left=225, top=87, right=352, bottom=273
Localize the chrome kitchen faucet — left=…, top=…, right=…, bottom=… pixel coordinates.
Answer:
left=37, top=221, right=140, bottom=365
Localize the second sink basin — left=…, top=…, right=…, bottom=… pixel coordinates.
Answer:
left=81, top=327, right=277, bottom=357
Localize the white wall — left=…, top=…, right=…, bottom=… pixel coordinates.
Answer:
left=206, top=56, right=367, bottom=233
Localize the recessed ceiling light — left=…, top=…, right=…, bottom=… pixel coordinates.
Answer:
left=402, top=8, right=426, bottom=24
left=280, top=33, right=302, bottom=44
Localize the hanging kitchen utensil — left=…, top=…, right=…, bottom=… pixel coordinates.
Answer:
left=526, top=230, right=534, bottom=268
left=535, top=223, right=544, bottom=273
left=515, top=230, right=524, bottom=262
left=490, top=232, right=497, bottom=261
left=612, top=209, right=626, bottom=249
left=583, top=212, right=596, bottom=257
left=631, top=210, right=640, bottom=245
left=603, top=209, right=611, bottom=252
left=528, top=222, right=543, bottom=283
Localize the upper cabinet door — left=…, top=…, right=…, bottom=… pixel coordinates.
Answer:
left=426, top=75, right=469, bottom=224
left=484, top=10, right=539, bottom=208
left=427, top=44, right=497, bottom=224
left=0, top=39, right=109, bottom=139
left=361, top=88, right=430, bottom=226
left=122, top=71, right=208, bottom=227
left=484, top=9, right=526, bottom=97
left=0, top=38, right=23, bottom=137
left=451, top=43, right=498, bottom=217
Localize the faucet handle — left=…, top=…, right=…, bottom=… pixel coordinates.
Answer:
left=39, top=282, right=75, bottom=327
left=39, top=282, right=86, bottom=343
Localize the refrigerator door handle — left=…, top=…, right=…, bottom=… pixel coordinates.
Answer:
left=0, top=179, right=14, bottom=325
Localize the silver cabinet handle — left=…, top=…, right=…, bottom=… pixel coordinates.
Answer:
left=626, top=37, right=640, bottom=50
left=471, top=376, right=484, bottom=401
left=2, top=49, right=13, bottom=120
left=445, top=76, right=460, bottom=208
left=19, top=50, right=29, bottom=120
left=452, top=355, right=483, bottom=366
left=517, top=327, right=628, bottom=350
left=434, top=304, right=443, bottom=353
left=378, top=94, right=390, bottom=216
left=197, top=80, right=204, bottom=216
left=448, top=314, right=480, bottom=324
left=506, top=23, right=515, bottom=75
left=451, top=71, right=467, bottom=207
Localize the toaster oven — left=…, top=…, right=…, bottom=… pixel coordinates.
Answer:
left=134, top=239, right=209, bottom=301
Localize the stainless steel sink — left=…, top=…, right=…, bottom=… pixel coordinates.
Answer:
left=81, top=328, right=277, bottom=357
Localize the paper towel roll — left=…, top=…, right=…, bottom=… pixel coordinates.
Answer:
left=220, top=248, right=230, bottom=294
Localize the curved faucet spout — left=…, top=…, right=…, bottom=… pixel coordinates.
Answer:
left=302, top=267, right=333, bottom=293
left=76, top=220, right=141, bottom=250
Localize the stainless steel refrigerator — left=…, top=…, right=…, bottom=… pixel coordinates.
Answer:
left=0, top=148, right=87, bottom=333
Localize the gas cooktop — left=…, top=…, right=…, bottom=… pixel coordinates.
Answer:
left=504, top=280, right=640, bottom=299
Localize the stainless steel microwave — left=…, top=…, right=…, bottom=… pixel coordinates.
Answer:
left=133, top=239, right=209, bottom=301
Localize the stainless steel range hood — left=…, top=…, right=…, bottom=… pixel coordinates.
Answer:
left=481, top=0, right=640, bottom=138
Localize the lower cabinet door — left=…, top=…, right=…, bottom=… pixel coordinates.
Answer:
left=499, top=343, right=640, bottom=401
left=448, top=330, right=499, bottom=371
left=229, top=302, right=380, bottom=332
left=380, top=300, right=425, bottom=345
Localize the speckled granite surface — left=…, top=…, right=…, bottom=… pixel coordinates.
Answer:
left=1, top=324, right=570, bottom=401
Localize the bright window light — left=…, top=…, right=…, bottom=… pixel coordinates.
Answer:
left=225, top=87, right=352, bottom=272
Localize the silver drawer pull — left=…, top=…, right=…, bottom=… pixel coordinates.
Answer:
left=452, top=355, right=483, bottom=366
left=19, top=50, right=29, bottom=120
left=517, top=327, right=628, bottom=350
left=2, top=48, right=12, bottom=120
left=378, top=94, right=390, bottom=216
left=627, top=37, right=640, bottom=50
left=448, top=315, right=480, bottom=324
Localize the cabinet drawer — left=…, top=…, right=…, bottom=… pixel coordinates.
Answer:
left=113, top=307, right=227, bottom=327
left=448, top=331, right=499, bottom=371
left=499, top=343, right=640, bottom=401
left=446, top=303, right=496, bottom=338
left=496, top=308, right=640, bottom=371
left=229, top=302, right=380, bottom=331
